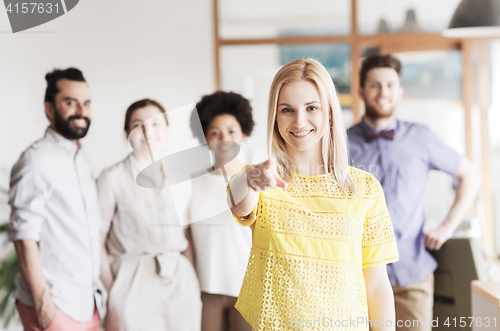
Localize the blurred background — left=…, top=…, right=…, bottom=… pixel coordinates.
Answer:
left=218, top=0, right=500, bottom=258
left=0, top=0, right=500, bottom=329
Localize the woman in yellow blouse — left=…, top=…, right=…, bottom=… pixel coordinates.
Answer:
left=227, top=59, right=399, bottom=331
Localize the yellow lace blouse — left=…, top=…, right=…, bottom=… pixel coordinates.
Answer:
left=227, top=166, right=398, bottom=331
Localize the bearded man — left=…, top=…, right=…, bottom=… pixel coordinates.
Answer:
left=9, top=68, right=102, bottom=331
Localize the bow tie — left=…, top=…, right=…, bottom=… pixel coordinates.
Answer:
left=364, top=129, right=395, bottom=143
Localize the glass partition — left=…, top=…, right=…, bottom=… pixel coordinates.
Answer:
left=218, top=0, right=351, bottom=39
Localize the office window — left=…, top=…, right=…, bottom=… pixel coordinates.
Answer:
left=218, top=0, right=351, bottom=39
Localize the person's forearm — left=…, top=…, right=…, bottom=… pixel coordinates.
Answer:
left=366, top=281, right=395, bottom=331
left=228, top=169, right=259, bottom=216
left=14, top=240, right=52, bottom=310
left=443, top=162, right=480, bottom=230
left=100, top=250, right=114, bottom=294
left=100, top=233, right=114, bottom=293
left=182, top=227, right=195, bottom=268
left=364, top=265, right=395, bottom=331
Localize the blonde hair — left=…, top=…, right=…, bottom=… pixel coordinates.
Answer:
left=267, top=58, right=356, bottom=194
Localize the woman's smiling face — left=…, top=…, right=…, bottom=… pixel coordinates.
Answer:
left=276, top=80, right=325, bottom=155
left=127, top=105, right=168, bottom=155
left=205, top=113, right=245, bottom=161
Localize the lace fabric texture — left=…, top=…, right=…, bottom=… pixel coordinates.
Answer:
left=228, top=167, right=399, bottom=331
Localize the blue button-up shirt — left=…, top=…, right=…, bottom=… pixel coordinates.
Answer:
left=347, top=118, right=462, bottom=287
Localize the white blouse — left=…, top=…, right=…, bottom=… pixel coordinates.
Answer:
left=98, top=157, right=189, bottom=255
left=97, top=157, right=201, bottom=331
left=189, top=171, right=252, bottom=297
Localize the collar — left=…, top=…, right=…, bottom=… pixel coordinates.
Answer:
left=45, top=127, right=80, bottom=157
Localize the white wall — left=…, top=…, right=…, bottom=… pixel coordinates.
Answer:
left=0, top=1, right=214, bottom=329
left=0, top=0, right=215, bottom=185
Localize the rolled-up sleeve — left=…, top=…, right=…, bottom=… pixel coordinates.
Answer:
left=9, top=154, right=48, bottom=242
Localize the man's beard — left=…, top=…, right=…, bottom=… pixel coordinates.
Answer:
left=364, top=103, right=394, bottom=121
left=53, top=105, right=91, bottom=140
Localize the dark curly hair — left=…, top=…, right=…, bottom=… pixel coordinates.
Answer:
left=191, top=91, right=254, bottom=144
left=360, top=54, right=402, bottom=88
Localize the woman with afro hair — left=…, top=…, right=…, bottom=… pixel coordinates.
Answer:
left=188, top=91, right=254, bottom=331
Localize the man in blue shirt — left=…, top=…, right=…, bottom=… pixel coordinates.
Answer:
left=347, top=54, right=480, bottom=331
